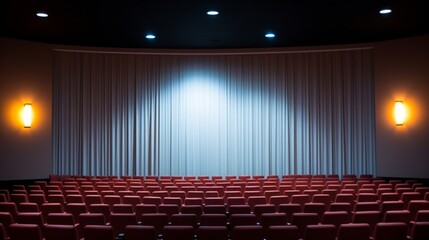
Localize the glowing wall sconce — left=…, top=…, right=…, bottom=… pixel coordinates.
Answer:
left=394, top=100, right=406, bottom=126
left=23, top=103, right=32, bottom=128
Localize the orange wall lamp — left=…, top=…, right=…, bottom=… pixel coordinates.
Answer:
left=394, top=100, right=406, bottom=126
left=23, top=103, right=32, bottom=128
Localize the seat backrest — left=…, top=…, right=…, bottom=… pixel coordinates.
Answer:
left=0, top=202, right=18, bottom=221
left=140, top=213, right=168, bottom=234
left=46, top=213, right=75, bottom=225
left=253, top=204, right=276, bottom=221
left=278, top=203, right=302, bottom=223
left=266, top=225, right=299, bottom=240
left=109, top=213, right=137, bottom=236
left=112, top=203, right=134, bottom=213
left=184, top=197, right=203, bottom=206
left=10, top=194, right=29, bottom=205
left=204, top=197, right=224, bottom=205
left=197, top=226, right=228, bottom=240
left=354, top=202, right=380, bottom=212
left=158, top=204, right=180, bottom=221
left=269, top=195, right=289, bottom=211
left=373, top=222, right=408, bottom=240
left=124, top=225, right=156, bottom=240
left=16, top=213, right=44, bottom=228
left=337, top=223, right=371, bottom=240
left=9, top=223, right=42, bottom=240
left=329, top=202, right=352, bottom=213
left=247, top=196, right=267, bottom=210
left=321, top=211, right=351, bottom=228
left=290, top=194, right=311, bottom=208
left=65, top=194, right=84, bottom=204
left=401, top=192, right=422, bottom=205
left=303, top=224, right=336, bottom=240
left=407, top=200, right=429, bottom=220
left=65, top=203, right=88, bottom=223
left=311, top=194, right=331, bottom=206
left=199, top=214, right=227, bottom=226
left=229, top=214, right=257, bottom=228
left=134, top=204, right=157, bottom=221
left=79, top=213, right=106, bottom=228
left=383, top=210, right=411, bottom=223
left=380, top=201, right=405, bottom=214
left=181, top=205, right=204, bottom=216
left=379, top=193, right=400, bottom=202
left=259, top=213, right=287, bottom=231
left=230, top=225, right=264, bottom=240
left=103, top=195, right=122, bottom=207
left=84, top=195, right=103, bottom=207
left=170, top=214, right=198, bottom=227
left=163, top=197, right=182, bottom=206
left=356, top=193, right=378, bottom=202
left=303, top=203, right=325, bottom=220
left=163, top=226, right=195, bottom=240
left=17, top=202, right=39, bottom=213
left=290, top=213, right=320, bottom=238
left=88, top=203, right=111, bottom=222
left=335, top=194, right=355, bottom=204
left=28, top=194, right=46, bottom=208
left=228, top=205, right=251, bottom=215
left=44, top=224, right=79, bottom=240
left=226, top=196, right=246, bottom=206
left=83, top=225, right=115, bottom=240
left=410, top=222, right=429, bottom=240
left=415, top=210, right=429, bottom=221
left=352, top=211, right=381, bottom=235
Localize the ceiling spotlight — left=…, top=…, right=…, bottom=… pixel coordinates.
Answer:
left=207, top=10, right=219, bottom=16
left=36, top=12, right=48, bottom=18
left=265, top=33, right=275, bottom=38
left=146, top=34, right=156, bottom=39
left=379, top=9, right=392, bottom=14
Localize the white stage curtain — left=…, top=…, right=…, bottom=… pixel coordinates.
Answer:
left=53, top=48, right=375, bottom=177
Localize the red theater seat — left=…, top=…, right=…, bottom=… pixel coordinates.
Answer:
left=231, top=225, right=264, bottom=240
left=266, top=225, right=299, bottom=240
left=124, top=225, right=157, bottom=240
left=109, top=213, right=137, bottom=236
left=197, top=226, right=228, bottom=240
left=44, top=224, right=79, bottom=240
left=372, top=222, right=408, bottom=240
left=303, top=224, right=336, bottom=240
left=163, top=226, right=195, bottom=240
left=9, top=223, right=43, bottom=240
left=83, top=225, right=115, bottom=240
left=140, top=213, right=168, bottom=235
left=337, top=223, right=371, bottom=240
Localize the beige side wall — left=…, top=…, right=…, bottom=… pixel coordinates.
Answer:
left=0, top=37, right=52, bottom=180
left=374, top=35, right=429, bottom=178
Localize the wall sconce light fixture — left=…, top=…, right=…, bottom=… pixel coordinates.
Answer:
left=394, top=100, right=405, bottom=126
left=23, top=103, right=32, bottom=128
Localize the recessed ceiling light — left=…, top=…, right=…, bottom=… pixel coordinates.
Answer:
left=265, top=33, right=275, bottom=38
left=36, top=12, right=48, bottom=18
left=207, top=10, right=219, bottom=16
left=146, top=34, right=156, bottom=39
left=379, top=9, right=392, bottom=14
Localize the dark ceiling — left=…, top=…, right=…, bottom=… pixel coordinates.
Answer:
left=1, top=0, right=428, bottom=49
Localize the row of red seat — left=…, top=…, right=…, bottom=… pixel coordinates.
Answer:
left=2, top=215, right=429, bottom=240
left=49, top=173, right=375, bottom=182
left=1, top=176, right=428, bottom=240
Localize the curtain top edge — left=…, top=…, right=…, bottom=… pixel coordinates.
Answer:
left=52, top=46, right=373, bottom=56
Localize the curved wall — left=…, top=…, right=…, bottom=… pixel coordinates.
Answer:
left=1, top=35, right=428, bottom=180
